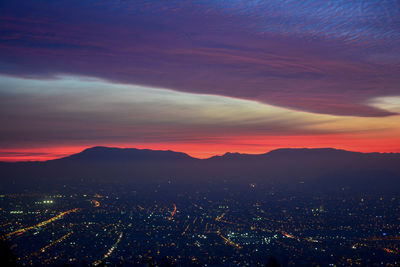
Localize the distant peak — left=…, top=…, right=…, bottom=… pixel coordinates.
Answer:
left=223, top=152, right=242, bottom=156
left=266, top=147, right=357, bottom=155
left=62, top=146, right=194, bottom=161
left=206, top=151, right=251, bottom=160
left=206, top=148, right=360, bottom=160
left=78, top=146, right=110, bottom=152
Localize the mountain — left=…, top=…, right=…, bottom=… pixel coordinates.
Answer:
left=59, top=146, right=195, bottom=162
left=1, top=147, right=400, bottom=193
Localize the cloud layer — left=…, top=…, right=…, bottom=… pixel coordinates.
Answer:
left=1, top=0, right=399, bottom=117
left=1, top=1, right=400, bottom=161
left=1, top=75, right=400, bottom=160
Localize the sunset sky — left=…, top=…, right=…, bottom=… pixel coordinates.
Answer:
left=1, top=0, right=400, bottom=161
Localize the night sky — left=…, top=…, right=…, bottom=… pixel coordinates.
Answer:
left=1, top=0, right=400, bottom=161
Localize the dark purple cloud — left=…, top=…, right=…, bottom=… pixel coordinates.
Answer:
left=1, top=0, right=399, bottom=116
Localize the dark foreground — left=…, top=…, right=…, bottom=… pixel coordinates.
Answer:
left=1, top=183, right=399, bottom=266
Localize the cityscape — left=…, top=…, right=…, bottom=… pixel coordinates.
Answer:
left=1, top=1, right=400, bottom=266
left=2, top=183, right=400, bottom=266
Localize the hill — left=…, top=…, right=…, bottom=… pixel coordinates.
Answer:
left=1, top=147, right=400, bottom=193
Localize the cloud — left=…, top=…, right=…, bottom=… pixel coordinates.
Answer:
left=369, top=96, right=400, bottom=114
left=0, top=0, right=399, bottom=116
left=1, top=75, right=399, bottom=157
left=0, top=75, right=330, bottom=147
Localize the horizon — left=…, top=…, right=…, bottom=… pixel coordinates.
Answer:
left=1, top=145, right=397, bottom=163
left=1, top=2, right=400, bottom=266
left=1, top=1, right=400, bottom=162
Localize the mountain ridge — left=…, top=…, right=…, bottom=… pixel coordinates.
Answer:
left=1, top=146, right=400, bottom=193
left=2, top=146, right=399, bottom=163
left=58, top=146, right=195, bottom=162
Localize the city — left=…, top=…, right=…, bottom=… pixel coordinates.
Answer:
left=1, top=1, right=400, bottom=266
left=2, top=183, right=399, bottom=266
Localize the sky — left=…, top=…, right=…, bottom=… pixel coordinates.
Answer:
left=0, top=0, right=400, bottom=161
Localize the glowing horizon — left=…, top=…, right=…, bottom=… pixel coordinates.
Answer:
left=1, top=75, right=399, bottom=162
left=2, top=141, right=400, bottom=162
left=1, top=1, right=399, bottom=161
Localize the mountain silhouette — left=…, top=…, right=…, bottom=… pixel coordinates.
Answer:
left=60, top=146, right=194, bottom=162
left=1, top=147, right=400, bottom=192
